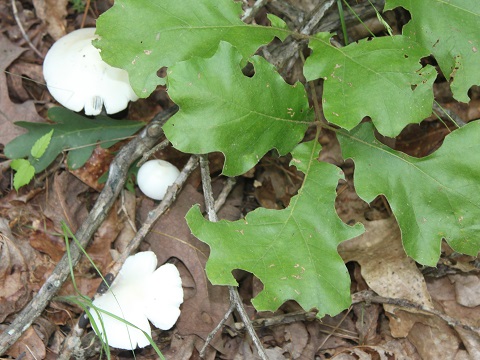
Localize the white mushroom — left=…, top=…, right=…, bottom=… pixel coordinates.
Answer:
left=43, top=28, right=138, bottom=116
left=90, top=251, right=183, bottom=350
left=137, top=159, right=180, bottom=200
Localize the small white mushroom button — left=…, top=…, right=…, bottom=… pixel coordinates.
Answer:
left=137, top=159, right=180, bottom=200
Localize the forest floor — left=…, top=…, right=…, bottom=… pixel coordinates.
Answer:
left=0, top=0, right=479, bottom=359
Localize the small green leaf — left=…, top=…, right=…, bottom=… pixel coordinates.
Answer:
left=31, top=129, right=54, bottom=159
left=10, top=159, right=35, bottom=190
left=187, top=140, right=364, bottom=317
left=267, top=14, right=289, bottom=30
left=385, top=0, right=480, bottom=103
left=95, top=0, right=291, bottom=97
left=338, top=121, right=480, bottom=266
left=304, top=34, right=436, bottom=137
left=5, top=107, right=145, bottom=172
left=165, top=42, right=312, bottom=176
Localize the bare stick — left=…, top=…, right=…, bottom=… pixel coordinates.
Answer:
left=138, top=138, right=171, bottom=167
left=214, top=177, right=237, bottom=213
left=230, top=311, right=317, bottom=333
left=10, top=0, right=44, bottom=59
left=228, top=286, right=269, bottom=359
left=198, top=155, right=269, bottom=360
left=300, top=0, right=336, bottom=35
left=352, top=290, right=480, bottom=334
left=262, top=0, right=336, bottom=72
left=242, top=0, right=268, bottom=23
left=59, top=154, right=198, bottom=359
left=433, top=101, right=467, bottom=128
left=199, top=303, right=235, bottom=358
left=0, top=105, right=179, bottom=355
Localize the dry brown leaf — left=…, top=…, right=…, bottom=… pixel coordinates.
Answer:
left=265, top=347, right=288, bottom=360
left=6, top=62, right=44, bottom=102
left=352, top=303, right=381, bottom=345
left=69, top=145, right=115, bottom=191
left=83, top=202, right=121, bottom=272
left=339, top=218, right=433, bottom=337
left=339, top=219, right=433, bottom=334
left=449, top=274, right=480, bottom=308
left=161, top=333, right=213, bottom=360
left=141, top=185, right=230, bottom=341
left=406, top=313, right=460, bottom=360
left=32, top=0, right=67, bottom=40
left=0, top=219, right=32, bottom=322
left=283, top=322, right=308, bottom=359
left=426, top=276, right=480, bottom=359
left=5, top=326, right=46, bottom=360
left=43, top=171, right=89, bottom=233
left=455, top=327, right=480, bottom=360
left=29, top=218, right=66, bottom=261
left=0, top=34, right=44, bottom=146
left=380, top=339, right=422, bottom=360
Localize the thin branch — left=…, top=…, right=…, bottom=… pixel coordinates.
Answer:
left=229, top=310, right=317, bottom=333
left=138, top=138, right=171, bottom=167
left=214, top=177, right=237, bottom=213
left=242, top=0, right=268, bottom=23
left=300, top=0, right=336, bottom=35
left=433, top=101, right=467, bottom=128
left=262, top=0, right=336, bottom=72
left=10, top=0, right=44, bottom=59
left=352, top=290, right=480, bottom=334
left=199, top=303, right=235, bottom=358
left=0, top=105, right=179, bottom=355
left=198, top=155, right=269, bottom=360
left=228, top=286, right=269, bottom=359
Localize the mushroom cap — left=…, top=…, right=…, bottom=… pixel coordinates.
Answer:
left=43, top=28, right=138, bottom=116
left=137, top=159, right=180, bottom=200
left=90, top=251, right=183, bottom=350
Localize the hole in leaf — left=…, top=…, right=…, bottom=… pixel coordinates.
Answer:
left=157, top=66, right=167, bottom=78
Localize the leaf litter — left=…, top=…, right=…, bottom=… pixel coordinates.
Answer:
left=0, top=0, right=479, bottom=359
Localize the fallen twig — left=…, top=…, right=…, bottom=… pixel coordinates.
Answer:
left=197, top=155, right=270, bottom=360
left=0, top=105, right=179, bottom=355
left=138, top=138, right=171, bottom=167
left=262, top=0, right=336, bottom=73
left=214, top=177, right=237, bottom=213
left=242, top=0, right=268, bottom=23
left=10, top=0, right=44, bottom=59
left=229, top=310, right=317, bottom=334
left=352, top=290, right=480, bottom=335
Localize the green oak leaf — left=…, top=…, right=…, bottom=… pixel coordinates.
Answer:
left=385, top=0, right=480, bottom=103
left=304, top=34, right=436, bottom=137
left=186, top=140, right=364, bottom=317
left=165, top=41, right=312, bottom=176
left=338, top=121, right=480, bottom=266
left=10, top=159, right=35, bottom=191
left=5, top=107, right=144, bottom=172
left=95, top=0, right=290, bottom=97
